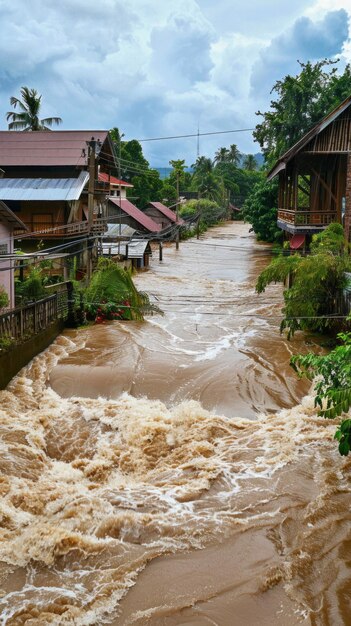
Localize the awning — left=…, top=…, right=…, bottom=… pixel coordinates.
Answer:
left=290, top=234, right=305, bottom=249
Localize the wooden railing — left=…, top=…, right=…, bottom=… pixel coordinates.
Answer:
left=0, top=295, right=58, bottom=342
left=278, top=209, right=337, bottom=227
left=14, top=217, right=108, bottom=238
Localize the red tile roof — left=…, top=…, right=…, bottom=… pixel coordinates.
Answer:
left=98, top=172, right=133, bottom=187
left=109, top=198, right=161, bottom=232
left=148, top=201, right=184, bottom=224
left=0, top=130, right=109, bottom=167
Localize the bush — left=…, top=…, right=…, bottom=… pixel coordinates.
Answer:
left=84, top=258, right=161, bottom=323
left=291, top=331, right=351, bottom=455
left=180, top=199, right=226, bottom=228
left=16, top=268, right=46, bottom=303
left=256, top=223, right=351, bottom=337
left=0, top=285, right=9, bottom=310
left=0, top=335, right=15, bottom=352
left=241, top=178, right=282, bottom=243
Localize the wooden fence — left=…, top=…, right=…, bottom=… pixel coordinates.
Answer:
left=0, top=295, right=58, bottom=342
left=0, top=282, right=74, bottom=343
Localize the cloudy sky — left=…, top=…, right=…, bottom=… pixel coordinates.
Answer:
left=0, top=0, right=350, bottom=166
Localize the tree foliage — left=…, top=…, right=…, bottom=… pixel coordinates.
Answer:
left=109, top=128, right=262, bottom=213
left=256, top=223, right=351, bottom=337
left=254, top=60, right=351, bottom=165
left=84, top=258, right=161, bottom=322
left=241, top=177, right=281, bottom=242
left=0, top=285, right=9, bottom=310
left=180, top=199, right=225, bottom=227
left=109, top=128, right=163, bottom=209
left=7, top=87, right=62, bottom=131
left=291, top=332, right=351, bottom=455
left=242, top=154, right=257, bottom=171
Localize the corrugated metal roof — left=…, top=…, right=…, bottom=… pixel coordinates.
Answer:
left=148, top=201, right=184, bottom=224
left=109, top=198, right=161, bottom=232
left=104, top=223, right=136, bottom=238
left=98, top=172, right=133, bottom=187
left=0, top=171, right=89, bottom=201
left=102, top=239, right=151, bottom=258
left=0, top=130, right=109, bottom=167
left=0, top=200, right=28, bottom=230
left=267, top=93, right=351, bottom=180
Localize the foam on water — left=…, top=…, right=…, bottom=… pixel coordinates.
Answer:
left=0, top=336, right=350, bottom=624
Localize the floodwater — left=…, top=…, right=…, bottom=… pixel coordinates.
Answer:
left=0, top=222, right=350, bottom=625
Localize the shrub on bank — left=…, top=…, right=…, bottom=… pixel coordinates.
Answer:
left=84, top=258, right=161, bottom=323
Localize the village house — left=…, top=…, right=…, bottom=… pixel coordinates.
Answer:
left=100, top=172, right=133, bottom=207
left=102, top=173, right=161, bottom=234
left=107, top=196, right=161, bottom=235
left=144, top=201, right=184, bottom=229
left=0, top=130, right=120, bottom=275
left=268, top=94, right=351, bottom=248
left=0, top=201, right=28, bottom=307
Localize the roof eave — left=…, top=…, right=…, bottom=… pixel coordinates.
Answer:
left=266, top=93, right=351, bottom=180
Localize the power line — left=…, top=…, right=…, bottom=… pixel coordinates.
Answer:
left=137, top=128, right=255, bottom=142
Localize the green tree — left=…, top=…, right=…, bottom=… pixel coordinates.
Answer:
left=242, top=154, right=257, bottom=171
left=109, top=128, right=163, bottom=209
left=256, top=223, right=351, bottom=337
left=6, top=87, right=62, bottom=131
left=84, top=258, right=161, bottom=321
left=227, top=144, right=242, bottom=166
left=291, top=332, right=351, bottom=455
left=192, top=156, right=213, bottom=175
left=241, top=177, right=281, bottom=242
left=214, top=162, right=240, bottom=203
left=214, top=147, right=229, bottom=164
left=169, top=159, right=188, bottom=196
left=180, top=199, right=225, bottom=227
left=254, top=60, right=351, bottom=165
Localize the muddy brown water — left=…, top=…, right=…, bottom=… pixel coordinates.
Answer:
left=0, top=222, right=350, bottom=625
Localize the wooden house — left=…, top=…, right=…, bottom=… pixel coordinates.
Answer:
left=144, top=201, right=184, bottom=229
left=0, top=130, right=120, bottom=276
left=0, top=201, right=27, bottom=307
left=268, top=95, right=351, bottom=247
left=0, top=131, right=119, bottom=242
left=107, top=197, right=161, bottom=235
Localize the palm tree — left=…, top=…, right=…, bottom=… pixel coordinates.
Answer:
left=214, top=147, right=229, bottom=164
left=6, top=87, right=62, bottom=131
left=227, top=144, right=242, bottom=166
left=192, top=156, right=213, bottom=175
left=243, top=154, right=257, bottom=171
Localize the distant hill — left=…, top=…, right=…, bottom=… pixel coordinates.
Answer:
left=155, top=167, right=193, bottom=179
left=154, top=153, right=264, bottom=178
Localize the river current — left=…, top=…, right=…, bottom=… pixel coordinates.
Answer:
left=0, top=222, right=350, bottom=625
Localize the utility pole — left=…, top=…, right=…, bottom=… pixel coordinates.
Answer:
left=118, top=132, right=125, bottom=179
left=86, top=137, right=97, bottom=280
left=176, top=169, right=180, bottom=250
left=118, top=132, right=125, bottom=254
left=87, top=137, right=96, bottom=231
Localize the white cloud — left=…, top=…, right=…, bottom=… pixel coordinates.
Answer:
left=251, top=9, right=350, bottom=95
left=0, top=0, right=350, bottom=165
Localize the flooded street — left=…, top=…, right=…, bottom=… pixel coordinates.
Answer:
left=0, top=221, right=350, bottom=625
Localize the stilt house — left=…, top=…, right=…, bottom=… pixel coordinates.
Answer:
left=267, top=95, right=351, bottom=248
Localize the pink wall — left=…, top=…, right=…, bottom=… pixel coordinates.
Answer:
left=0, top=222, right=14, bottom=308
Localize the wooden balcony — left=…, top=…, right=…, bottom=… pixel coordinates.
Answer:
left=14, top=217, right=107, bottom=239
left=278, top=208, right=338, bottom=227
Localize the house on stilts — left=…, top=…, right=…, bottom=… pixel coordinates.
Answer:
left=267, top=94, right=351, bottom=249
